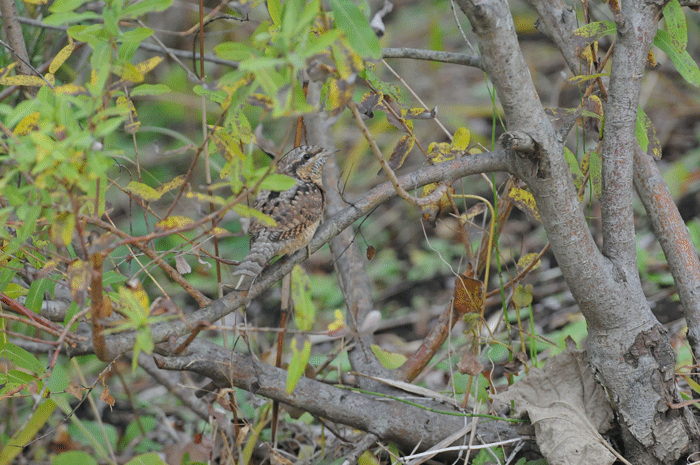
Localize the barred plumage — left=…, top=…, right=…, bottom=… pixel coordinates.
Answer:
left=232, top=145, right=335, bottom=290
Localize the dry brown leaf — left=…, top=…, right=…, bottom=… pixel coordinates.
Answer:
left=453, top=274, right=484, bottom=315
left=492, top=348, right=616, bottom=465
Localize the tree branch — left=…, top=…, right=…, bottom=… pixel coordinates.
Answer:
left=382, top=47, right=483, bottom=69
left=154, top=339, right=522, bottom=455
left=65, top=149, right=511, bottom=357
left=0, top=0, right=32, bottom=77
left=599, top=3, right=659, bottom=275
left=527, top=0, right=700, bottom=366
left=634, top=147, right=700, bottom=361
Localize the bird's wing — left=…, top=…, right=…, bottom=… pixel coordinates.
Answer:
left=249, top=182, right=324, bottom=244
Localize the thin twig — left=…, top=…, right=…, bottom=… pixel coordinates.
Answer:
left=348, top=100, right=449, bottom=207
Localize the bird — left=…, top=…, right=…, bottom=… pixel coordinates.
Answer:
left=232, top=145, right=336, bottom=290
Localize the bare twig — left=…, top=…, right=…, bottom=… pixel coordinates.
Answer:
left=382, top=47, right=482, bottom=69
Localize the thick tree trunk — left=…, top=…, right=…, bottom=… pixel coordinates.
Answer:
left=456, top=0, right=699, bottom=462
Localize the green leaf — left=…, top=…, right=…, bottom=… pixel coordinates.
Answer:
left=370, top=344, right=406, bottom=369
left=589, top=151, right=602, bottom=199
left=472, top=446, right=505, bottom=465
left=124, top=453, right=166, bottom=465
left=238, top=57, right=287, bottom=72
left=330, top=0, right=381, bottom=60
left=0, top=400, right=56, bottom=465
left=295, top=0, right=321, bottom=37
left=267, top=0, right=282, bottom=25
left=0, top=259, right=20, bottom=291
left=43, top=11, right=101, bottom=26
left=130, top=84, right=171, bottom=96
left=281, top=0, right=304, bottom=43
left=49, top=0, right=92, bottom=13
left=192, top=85, right=227, bottom=104
left=291, top=265, right=315, bottom=332
left=663, top=0, right=687, bottom=51
left=214, top=42, right=260, bottom=61
left=258, top=173, right=296, bottom=192
left=3, top=343, right=45, bottom=374
left=233, top=203, right=276, bottom=226
left=121, top=0, right=172, bottom=18
left=52, top=451, right=98, bottom=465
left=571, top=20, right=616, bottom=49
left=26, top=278, right=54, bottom=313
left=654, top=30, right=700, bottom=86
left=635, top=107, right=661, bottom=160
left=564, top=147, right=584, bottom=191
left=286, top=336, right=311, bottom=394
left=303, top=30, right=343, bottom=59
left=122, top=27, right=154, bottom=43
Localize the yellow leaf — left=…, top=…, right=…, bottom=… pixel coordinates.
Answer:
left=427, top=141, right=458, bottom=163
left=212, top=226, right=230, bottom=237
left=452, top=127, right=471, bottom=151
left=358, top=450, right=380, bottom=465
left=67, top=260, right=91, bottom=305
left=20, top=0, right=48, bottom=5
left=370, top=344, right=406, bottom=369
left=508, top=187, right=541, bottom=221
left=186, top=191, right=226, bottom=206
left=50, top=212, right=76, bottom=247
left=0, top=75, right=48, bottom=87
left=516, top=252, right=542, bottom=273
left=647, top=49, right=657, bottom=67
left=156, top=175, right=187, bottom=195
left=291, top=265, right=315, bottom=332
left=402, top=107, right=436, bottom=119
left=246, top=93, right=274, bottom=109
left=512, top=283, right=533, bottom=308
left=331, top=40, right=363, bottom=80
left=124, top=279, right=150, bottom=315
left=115, top=62, right=143, bottom=83
left=580, top=40, right=598, bottom=65
left=125, top=181, right=161, bottom=201
left=328, top=78, right=354, bottom=117
left=420, top=182, right=453, bottom=224
left=156, top=215, right=194, bottom=230
left=4, top=282, right=28, bottom=299
left=286, top=336, right=311, bottom=394
left=327, top=309, right=346, bottom=334
left=117, top=96, right=139, bottom=134
left=13, top=112, right=40, bottom=136
left=135, top=56, right=163, bottom=75
left=49, top=38, right=75, bottom=74
left=0, top=62, right=16, bottom=79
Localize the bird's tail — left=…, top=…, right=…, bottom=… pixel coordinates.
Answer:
left=231, top=241, right=274, bottom=290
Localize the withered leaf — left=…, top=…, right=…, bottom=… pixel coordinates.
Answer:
left=457, top=351, right=484, bottom=376
left=386, top=134, right=415, bottom=171
left=453, top=274, right=484, bottom=315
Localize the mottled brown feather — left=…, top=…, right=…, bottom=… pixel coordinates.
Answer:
left=232, top=145, right=335, bottom=290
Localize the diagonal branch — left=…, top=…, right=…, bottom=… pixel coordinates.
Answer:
left=65, top=149, right=511, bottom=357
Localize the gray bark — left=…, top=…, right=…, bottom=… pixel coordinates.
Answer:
left=456, top=0, right=698, bottom=462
